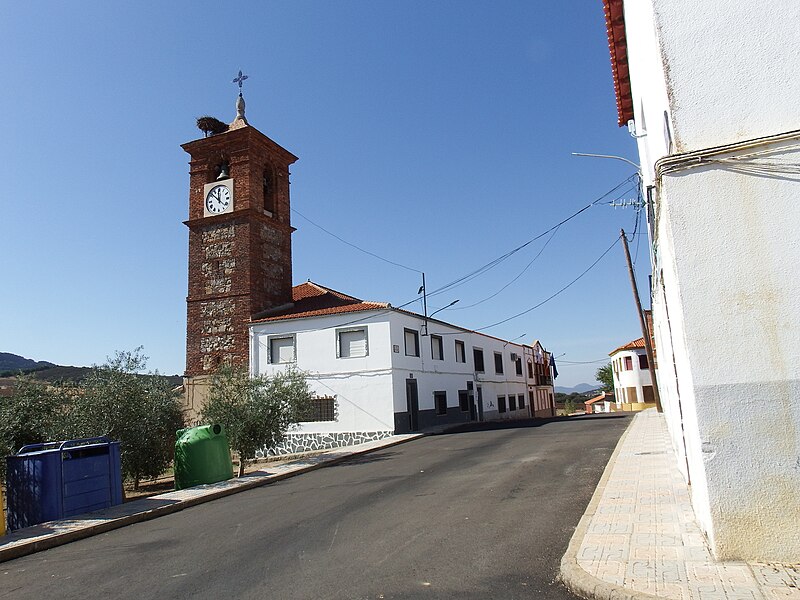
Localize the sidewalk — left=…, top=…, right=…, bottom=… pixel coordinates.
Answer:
left=561, top=409, right=800, bottom=600
left=0, top=432, right=423, bottom=564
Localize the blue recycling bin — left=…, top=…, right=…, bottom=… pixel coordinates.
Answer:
left=5, top=437, right=122, bottom=531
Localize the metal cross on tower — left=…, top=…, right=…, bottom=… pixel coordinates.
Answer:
left=233, top=70, right=249, bottom=93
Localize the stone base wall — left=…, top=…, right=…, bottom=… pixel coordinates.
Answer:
left=259, top=430, right=393, bottom=457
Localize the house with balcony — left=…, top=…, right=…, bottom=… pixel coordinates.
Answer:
left=250, top=282, right=554, bottom=454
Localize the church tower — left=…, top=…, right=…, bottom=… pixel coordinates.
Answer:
left=181, top=81, right=297, bottom=407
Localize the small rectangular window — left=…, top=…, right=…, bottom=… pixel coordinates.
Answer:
left=509, top=395, right=517, bottom=411
left=639, top=354, right=649, bottom=370
left=455, top=340, right=466, bottom=363
left=518, top=394, right=525, bottom=409
left=459, top=390, right=469, bottom=412
left=337, top=328, right=368, bottom=358
left=431, top=335, right=444, bottom=360
left=434, top=391, right=447, bottom=415
left=494, top=352, right=504, bottom=374
left=527, top=360, right=534, bottom=378
left=473, top=348, right=485, bottom=372
left=498, top=396, right=507, bottom=413
left=300, top=397, right=337, bottom=422
left=515, top=357, right=523, bottom=376
left=624, top=356, right=633, bottom=371
left=404, top=328, right=420, bottom=357
left=269, top=336, right=295, bottom=364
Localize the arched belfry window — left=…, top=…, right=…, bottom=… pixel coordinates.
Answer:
left=263, top=166, right=275, bottom=214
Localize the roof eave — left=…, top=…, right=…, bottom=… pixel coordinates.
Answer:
left=602, top=0, right=635, bottom=127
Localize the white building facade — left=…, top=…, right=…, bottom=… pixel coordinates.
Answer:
left=609, top=338, right=654, bottom=407
left=250, top=282, right=553, bottom=455
left=604, top=0, right=800, bottom=561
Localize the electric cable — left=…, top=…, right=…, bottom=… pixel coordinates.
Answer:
left=472, top=235, right=622, bottom=332
left=292, top=208, right=422, bottom=274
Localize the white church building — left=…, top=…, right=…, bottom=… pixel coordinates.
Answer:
left=250, top=281, right=555, bottom=454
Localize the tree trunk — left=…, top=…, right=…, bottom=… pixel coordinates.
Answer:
left=238, top=457, right=245, bottom=477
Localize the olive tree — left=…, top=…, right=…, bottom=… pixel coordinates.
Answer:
left=66, top=349, right=185, bottom=489
left=595, top=362, right=614, bottom=393
left=0, top=375, right=67, bottom=480
left=202, top=365, right=313, bottom=476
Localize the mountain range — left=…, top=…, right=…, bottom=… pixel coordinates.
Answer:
left=555, top=383, right=601, bottom=394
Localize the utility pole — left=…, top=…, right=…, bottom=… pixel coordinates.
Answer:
left=420, top=273, right=428, bottom=336
left=620, top=229, right=663, bottom=413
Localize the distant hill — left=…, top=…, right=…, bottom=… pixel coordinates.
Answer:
left=0, top=352, right=182, bottom=386
left=0, top=352, right=55, bottom=373
left=555, top=383, right=602, bottom=394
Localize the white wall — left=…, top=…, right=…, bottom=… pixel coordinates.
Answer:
left=622, top=0, right=800, bottom=561
left=648, top=1, right=800, bottom=153
left=610, top=348, right=652, bottom=403
left=251, top=311, right=396, bottom=433
left=391, top=312, right=530, bottom=420
left=251, top=309, right=534, bottom=435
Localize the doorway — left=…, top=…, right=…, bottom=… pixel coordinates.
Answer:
left=406, top=379, right=420, bottom=432
left=476, top=385, right=484, bottom=421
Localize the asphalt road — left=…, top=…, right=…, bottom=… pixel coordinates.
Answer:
left=1, top=414, right=629, bottom=600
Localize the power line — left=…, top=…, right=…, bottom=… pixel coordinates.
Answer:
left=292, top=208, right=422, bottom=274
left=425, top=174, right=639, bottom=300
left=451, top=224, right=562, bottom=310
left=473, top=235, right=622, bottom=332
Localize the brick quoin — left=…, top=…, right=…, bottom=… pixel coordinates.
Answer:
left=182, top=124, right=298, bottom=378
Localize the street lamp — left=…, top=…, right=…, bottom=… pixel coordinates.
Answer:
left=429, top=299, right=459, bottom=320
left=571, top=152, right=641, bottom=172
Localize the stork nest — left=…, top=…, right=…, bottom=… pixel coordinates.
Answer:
left=196, top=116, right=229, bottom=136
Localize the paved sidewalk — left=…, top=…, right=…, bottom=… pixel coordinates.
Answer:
left=561, top=409, right=800, bottom=600
left=0, top=433, right=423, bottom=563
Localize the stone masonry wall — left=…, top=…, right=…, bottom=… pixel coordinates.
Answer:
left=259, top=431, right=393, bottom=457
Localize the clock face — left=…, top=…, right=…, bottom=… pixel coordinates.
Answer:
left=205, top=184, right=232, bottom=214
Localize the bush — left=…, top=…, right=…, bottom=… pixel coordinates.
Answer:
left=202, top=365, right=313, bottom=476
left=0, top=376, right=67, bottom=480
left=65, top=349, right=185, bottom=489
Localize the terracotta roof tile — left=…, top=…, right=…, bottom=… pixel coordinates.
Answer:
left=602, top=0, right=634, bottom=126
left=252, top=281, right=388, bottom=323
left=609, top=337, right=645, bottom=356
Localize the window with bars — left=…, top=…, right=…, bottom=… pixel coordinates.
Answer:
left=498, top=395, right=507, bottom=413
left=301, top=396, right=337, bottom=422
left=518, top=394, right=525, bottom=409
left=509, top=395, right=517, bottom=411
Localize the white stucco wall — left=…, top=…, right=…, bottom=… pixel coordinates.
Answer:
left=251, top=309, right=535, bottom=435
left=648, top=1, right=800, bottom=153
left=610, top=348, right=653, bottom=404
left=251, top=311, right=396, bottom=433
left=622, top=0, right=800, bottom=561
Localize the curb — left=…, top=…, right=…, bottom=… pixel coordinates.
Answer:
left=559, top=412, right=662, bottom=600
left=0, top=433, right=425, bottom=564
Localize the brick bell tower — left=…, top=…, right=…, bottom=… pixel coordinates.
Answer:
left=181, top=80, right=297, bottom=412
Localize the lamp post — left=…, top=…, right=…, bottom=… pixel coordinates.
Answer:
left=571, top=152, right=641, bottom=172
left=423, top=299, right=459, bottom=335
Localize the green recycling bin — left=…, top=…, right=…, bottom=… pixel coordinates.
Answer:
left=174, top=424, right=233, bottom=490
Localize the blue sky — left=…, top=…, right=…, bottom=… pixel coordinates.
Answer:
left=1, top=1, right=647, bottom=386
